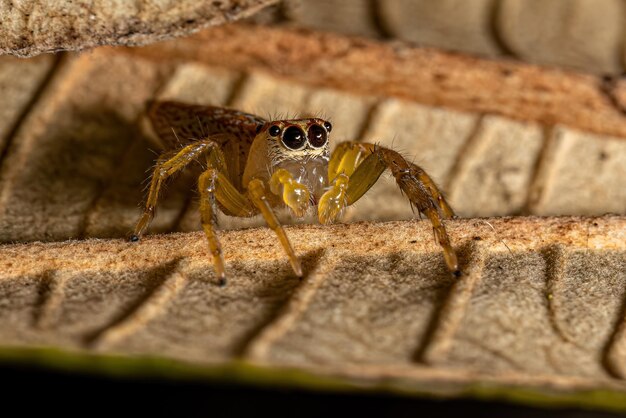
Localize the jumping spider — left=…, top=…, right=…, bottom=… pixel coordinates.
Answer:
left=131, top=101, right=459, bottom=283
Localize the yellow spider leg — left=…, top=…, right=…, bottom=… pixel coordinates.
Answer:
left=328, top=142, right=373, bottom=181
left=198, top=169, right=226, bottom=283
left=132, top=138, right=231, bottom=240
left=205, top=143, right=228, bottom=174
left=422, top=206, right=458, bottom=276
left=205, top=153, right=257, bottom=218
left=327, top=142, right=351, bottom=181
left=248, top=178, right=303, bottom=277
left=344, top=150, right=387, bottom=205
left=198, top=165, right=257, bottom=284
left=268, top=168, right=310, bottom=217
left=406, top=165, right=455, bottom=219
left=340, top=144, right=459, bottom=275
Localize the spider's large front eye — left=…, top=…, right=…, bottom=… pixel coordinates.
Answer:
left=308, top=124, right=327, bottom=148
left=281, top=126, right=306, bottom=149
left=268, top=125, right=281, bottom=137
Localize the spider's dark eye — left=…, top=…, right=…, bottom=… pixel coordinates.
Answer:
left=323, top=121, right=332, bottom=133
left=308, top=124, right=327, bottom=148
left=281, top=126, right=306, bottom=150
left=255, top=124, right=264, bottom=134
left=268, top=125, right=281, bottom=137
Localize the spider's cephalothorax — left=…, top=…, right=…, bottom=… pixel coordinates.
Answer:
left=243, top=118, right=332, bottom=209
left=132, top=101, right=459, bottom=284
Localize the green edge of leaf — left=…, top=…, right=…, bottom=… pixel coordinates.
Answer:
left=0, top=345, right=624, bottom=412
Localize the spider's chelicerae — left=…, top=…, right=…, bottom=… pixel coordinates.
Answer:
left=131, top=101, right=459, bottom=284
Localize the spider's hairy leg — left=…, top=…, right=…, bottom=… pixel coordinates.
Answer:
left=198, top=167, right=257, bottom=285
left=269, top=168, right=310, bottom=217
left=248, top=179, right=303, bottom=277
left=131, top=138, right=227, bottom=240
left=344, top=145, right=459, bottom=275
left=410, top=162, right=455, bottom=219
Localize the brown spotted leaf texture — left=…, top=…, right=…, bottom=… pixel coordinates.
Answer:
left=0, top=23, right=625, bottom=412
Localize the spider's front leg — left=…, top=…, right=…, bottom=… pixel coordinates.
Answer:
left=131, top=137, right=257, bottom=284
left=131, top=139, right=228, bottom=241
left=198, top=165, right=305, bottom=282
left=322, top=142, right=459, bottom=276
left=198, top=167, right=257, bottom=284
left=247, top=178, right=303, bottom=277
left=241, top=169, right=311, bottom=278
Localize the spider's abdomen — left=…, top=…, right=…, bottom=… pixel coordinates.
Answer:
left=148, top=101, right=266, bottom=150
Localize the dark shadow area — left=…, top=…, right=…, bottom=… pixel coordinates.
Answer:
left=413, top=241, right=477, bottom=362
left=129, top=250, right=327, bottom=359
left=32, top=269, right=59, bottom=327
left=0, top=362, right=620, bottom=418
left=0, top=106, right=142, bottom=242
left=83, top=259, right=183, bottom=346
left=0, top=101, right=197, bottom=242
left=232, top=248, right=325, bottom=356
left=0, top=55, right=64, bottom=165
left=264, top=249, right=458, bottom=365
